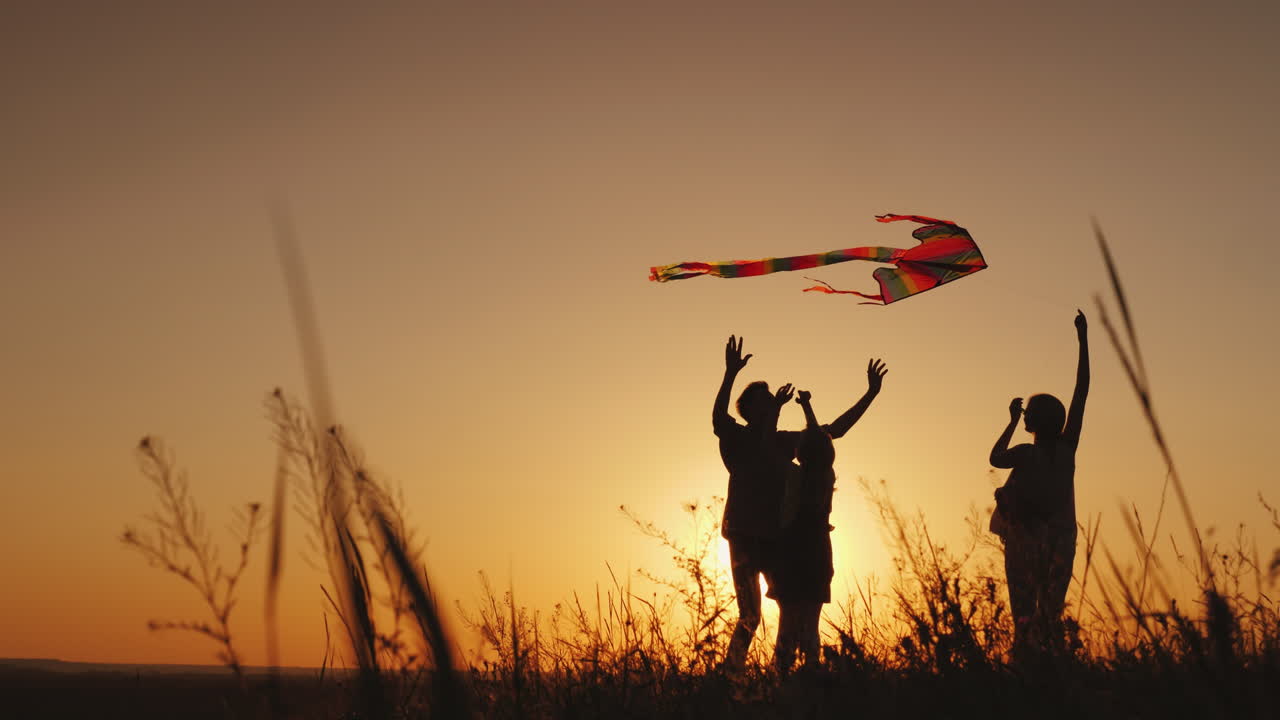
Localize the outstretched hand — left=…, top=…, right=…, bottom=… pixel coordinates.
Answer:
left=1075, top=309, right=1088, bottom=336
left=866, top=358, right=888, bottom=393
left=1009, top=397, right=1024, bottom=423
left=774, top=383, right=795, bottom=406
left=725, top=335, right=752, bottom=373
left=796, top=389, right=812, bottom=405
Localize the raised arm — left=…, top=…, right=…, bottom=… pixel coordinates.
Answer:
left=713, top=335, right=751, bottom=430
left=826, top=359, right=887, bottom=439
left=796, top=390, right=819, bottom=429
left=990, top=397, right=1024, bottom=468
left=1063, top=310, right=1090, bottom=449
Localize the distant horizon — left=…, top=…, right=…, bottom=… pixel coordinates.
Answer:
left=0, top=656, right=330, bottom=674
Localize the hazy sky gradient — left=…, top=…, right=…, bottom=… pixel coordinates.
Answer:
left=3, top=1, right=1278, bottom=666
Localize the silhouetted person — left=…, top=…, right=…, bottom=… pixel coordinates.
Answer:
left=989, top=311, right=1089, bottom=660
left=714, top=335, right=886, bottom=670
left=769, top=389, right=835, bottom=673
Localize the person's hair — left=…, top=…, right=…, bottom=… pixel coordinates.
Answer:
left=736, top=381, right=771, bottom=422
left=797, top=426, right=835, bottom=469
left=1025, top=393, right=1066, bottom=437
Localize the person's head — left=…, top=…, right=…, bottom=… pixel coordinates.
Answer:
left=1024, top=393, right=1066, bottom=438
left=797, top=426, right=835, bottom=469
left=736, top=381, right=776, bottom=426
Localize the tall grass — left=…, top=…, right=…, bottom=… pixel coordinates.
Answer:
left=269, top=203, right=467, bottom=719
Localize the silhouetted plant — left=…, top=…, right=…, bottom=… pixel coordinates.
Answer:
left=266, top=388, right=466, bottom=717
left=622, top=498, right=737, bottom=672
left=859, top=478, right=1011, bottom=671
left=120, top=436, right=263, bottom=682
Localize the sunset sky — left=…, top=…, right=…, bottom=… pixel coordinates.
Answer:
left=2, top=1, right=1278, bottom=668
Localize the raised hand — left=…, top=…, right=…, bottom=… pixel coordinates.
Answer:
left=1075, top=309, right=1088, bottom=337
left=774, top=383, right=795, bottom=406
left=1009, top=397, right=1024, bottom=423
left=725, top=335, right=752, bottom=374
left=866, top=358, right=888, bottom=393
left=796, top=389, right=812, bottom=405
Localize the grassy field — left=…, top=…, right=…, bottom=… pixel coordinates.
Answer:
left=17, top=474, right=1280, bottom=720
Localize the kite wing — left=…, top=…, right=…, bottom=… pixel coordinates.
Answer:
left=648, top=213, right=987, bottom=304
left=802, top=214, right=988, bottom=304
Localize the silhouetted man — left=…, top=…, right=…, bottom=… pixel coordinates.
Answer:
left=713, top=335, right=886, bottom=669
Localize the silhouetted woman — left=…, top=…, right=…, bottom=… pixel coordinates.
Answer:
left=769, top=389, right=836, bottom=672
left=989, top=310, right=1089, bottom=659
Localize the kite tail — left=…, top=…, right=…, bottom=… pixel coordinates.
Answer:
left=801, top=277, right=885, bottom=305
left=875, top=213, right=955, bottom=227
left=650, top=262, right=714, bottom=282
left=649, top=248, right=892, bottom=284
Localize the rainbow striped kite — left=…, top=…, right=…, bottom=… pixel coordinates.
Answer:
left=649, top=214, right=987, bottom=304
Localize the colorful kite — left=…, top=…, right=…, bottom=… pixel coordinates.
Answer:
left=648, top=214, right=987, bottom=304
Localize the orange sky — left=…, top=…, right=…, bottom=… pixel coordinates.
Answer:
left=2, top=1, right=1278, bottom=667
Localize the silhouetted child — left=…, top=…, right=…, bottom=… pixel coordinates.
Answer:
left=713, top=336, right=887, bottom=670
left=989, top=310, right=1089, bottom=659
left=769, top=389, right=835, bottom=672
